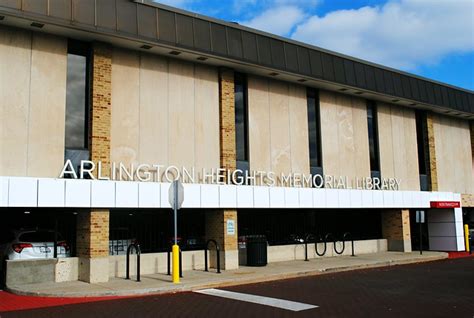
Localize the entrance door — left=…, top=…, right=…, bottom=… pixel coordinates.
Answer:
left=410, top=210, right=429, bottom=251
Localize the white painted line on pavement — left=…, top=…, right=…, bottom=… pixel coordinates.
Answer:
left=194, top=288, right=318, bottom=312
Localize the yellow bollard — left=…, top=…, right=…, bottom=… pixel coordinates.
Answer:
left=465, top=224, right=470, bottom=252
left=172, top=244, right=180, bottom=284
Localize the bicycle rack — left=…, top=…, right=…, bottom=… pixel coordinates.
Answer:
left=304, top=233, right=354, bottom=258
left=126, top=243, right=141, bottom=282
left=343, top=232, right=355, bottom=256
left=204, top=239, right=221, bottom=274
left=167, top=246, right=183, bottom=278
left=315, top=234, right=328, bottom=257
left=333, top=234, right=345, bottom=255
left=304, top=234, right=315, bottom=261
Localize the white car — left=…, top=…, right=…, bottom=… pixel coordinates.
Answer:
left=0, top=229, right=71, bottom=262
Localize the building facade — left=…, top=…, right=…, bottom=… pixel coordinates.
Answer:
left=0, top=0, right=473, bottom=285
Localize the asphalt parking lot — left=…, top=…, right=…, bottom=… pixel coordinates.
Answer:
left=2, top=257, right=473, bottom=318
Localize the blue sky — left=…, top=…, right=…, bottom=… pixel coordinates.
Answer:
left=156, top=0, right=474, bottom=91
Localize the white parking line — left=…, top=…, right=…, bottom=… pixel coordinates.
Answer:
left=194, top=288, right=318, bottom=312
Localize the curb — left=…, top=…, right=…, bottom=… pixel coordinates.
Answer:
left=6, top=254, right=448, bottom=298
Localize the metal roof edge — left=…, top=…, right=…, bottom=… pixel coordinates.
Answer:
left=134, top=0, right=473, bottom=94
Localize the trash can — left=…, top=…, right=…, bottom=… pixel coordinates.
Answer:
left=246, top=235, right=267, bottom=266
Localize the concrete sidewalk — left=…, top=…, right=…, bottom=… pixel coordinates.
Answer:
left=7, top=251, right=447, bottom=297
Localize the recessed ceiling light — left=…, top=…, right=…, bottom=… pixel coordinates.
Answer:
left=73, top=212, right=78, bottom=215
left=24, top=211, right=31, bottom=214
left=269, top=72, right=279, bottom=76
left=197, top=56, right=208, bottom=61
left=140, top=44, right=152, bottom=50
left=31, top=22, right=44, bottom=28
left=129, top=213, right=134, bottom=216
left=297, top=79, right=307, bottom=83
left=169, top=50, right=181, bottom=55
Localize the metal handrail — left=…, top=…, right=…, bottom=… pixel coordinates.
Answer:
left=126, top=243, right=141, bottom=282
left=343, top=232, right=355, bottom=256
left=167, top=246, right=183, bottom=278
left=468, top=233, right=472, bottom=255
left=468, top=230, right=473, bottom=255
left=204, top=239, right=221, bottom=274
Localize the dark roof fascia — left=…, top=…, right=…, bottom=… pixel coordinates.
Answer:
left=135, top=0, right=473, bottom=95
left=0, top=0, right=472, bottom=116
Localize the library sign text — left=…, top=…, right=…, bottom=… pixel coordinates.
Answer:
left=59, top=160, right=402, bottom=191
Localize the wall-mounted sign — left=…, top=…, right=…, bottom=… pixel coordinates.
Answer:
left=59, top=160, right=402, bottom=191
left=430, top=201, right=461, bottom=208
left=226, top=219, right=235, bottom=235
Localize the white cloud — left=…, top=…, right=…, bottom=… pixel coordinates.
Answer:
left=272, top=0, right=319, bottom=5
left=153, top=0, right=194, bottom=8
left=291, top=0, right=474, bottom=70
left=240, top=5, right=306, bottom=36
left=233, top=0, right=319, bottom=13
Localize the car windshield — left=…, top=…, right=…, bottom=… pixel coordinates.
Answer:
left=19, top=231, right=62, bottom=243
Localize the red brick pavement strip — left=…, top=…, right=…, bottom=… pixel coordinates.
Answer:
left=447, top=251, right=474, bottom=259
left=0, top=291, right=130, bottom=313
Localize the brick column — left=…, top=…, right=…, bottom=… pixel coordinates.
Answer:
left=462, top=122, right=474, bottom=207
left=219, top=68, right=236, bottom=173
left=89, top=42, right=112, bottom=177
left=471, top=121, right=474, bottom=164
left=382, top=209, right=412, bottom=252
left=205, top=209, right=238, bottom=270
left=76, top=42, right=112, bottom=283
left=426, top=113, right=438, bottom=191
left=462, top=194, right=474, bottom=207
left=76, top=210, right=110, bottom=283
left=204, top=68, right=238, bottom=270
